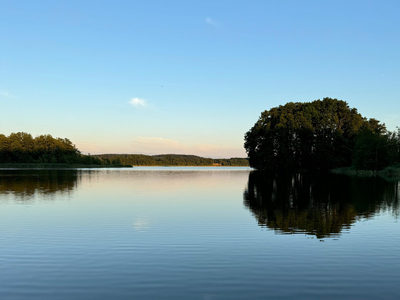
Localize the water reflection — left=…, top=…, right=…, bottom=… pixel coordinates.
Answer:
left=0, top=169, right=80, bottom=201
left=0, top=168, right=249, bottom=202
left=244, top=171, right=399, bottom=238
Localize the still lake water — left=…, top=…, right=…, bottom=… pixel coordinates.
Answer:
left=0, top=167, right=399, bottom=299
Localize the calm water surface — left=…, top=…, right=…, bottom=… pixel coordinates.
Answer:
left=0, top=167, right=399, bottom=299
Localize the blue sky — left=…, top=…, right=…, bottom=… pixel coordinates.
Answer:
left=1, top=0, right=399, bottom=158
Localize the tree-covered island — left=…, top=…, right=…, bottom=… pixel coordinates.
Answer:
left=244, top=98, right=400, bottom=173
left=0, top=132, right=249, bottom=167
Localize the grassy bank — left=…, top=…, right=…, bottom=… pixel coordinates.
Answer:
left=331, top=164, right=400, bottom=180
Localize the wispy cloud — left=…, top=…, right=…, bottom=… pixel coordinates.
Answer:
left=0, top=90, right=16, bottom=99
left=129, top=97, right=146, bottom=107
left=383, top=114, right=400, bottom=130
left=205, top=17, right=219, bottom=26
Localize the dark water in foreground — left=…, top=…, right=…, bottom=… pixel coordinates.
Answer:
left=0, top=167, right=399, bottom=300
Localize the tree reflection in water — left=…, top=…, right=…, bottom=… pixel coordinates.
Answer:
left=0, top=170, right=81, bottom=201
left=244, top=171, right=399, bottom=238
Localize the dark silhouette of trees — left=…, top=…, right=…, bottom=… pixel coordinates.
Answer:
left=213, top=158, right=249, bottom=166
left=245, top=98, right=399, bottom=171
left=352, top=127, right=400, bottom=171
left=0, top=132, right=102, bottom=165
left=94, top=154, right=249, bottom=166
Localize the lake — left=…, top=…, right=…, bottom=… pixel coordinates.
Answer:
left=0, top=167, right=399, bottom=299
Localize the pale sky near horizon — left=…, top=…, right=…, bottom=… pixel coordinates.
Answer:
left=1, top=1, right=400, bottom=158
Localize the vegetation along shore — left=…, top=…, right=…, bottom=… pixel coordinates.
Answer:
left=0, top=132, right=249, bottom=168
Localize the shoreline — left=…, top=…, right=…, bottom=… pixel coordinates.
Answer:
left=331, top=165, right=400, bottom=180
left=0, top=163, right=251, bottom=169
left=0, top=163, right=132, bottom=169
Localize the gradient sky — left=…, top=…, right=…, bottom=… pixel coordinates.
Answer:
left=1, top=0, right=399, bottom=158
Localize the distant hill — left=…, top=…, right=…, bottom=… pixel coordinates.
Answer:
left=93, top=154, right=249, bottom=166
left=0, top=132, right=103, bottom=166
left=0, top=132, right=249, bottom=168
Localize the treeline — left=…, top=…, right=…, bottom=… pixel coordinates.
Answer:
left=93, top=154, right=249, bottom=166
left=213, top=158, right=250, bottom=166
left=1, top=132, right=249, bottom=167
left=245, top=98, right=400, bottom=172
left=0, top=132, right=102, bottom=165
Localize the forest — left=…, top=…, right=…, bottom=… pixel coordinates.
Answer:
left=0, top=132, right=249, bottom=167
left=93, top=154, right=249, bottom=166
left=0, top=132, right=103, bottom=166
left=244, top=98, right=400, bottom=172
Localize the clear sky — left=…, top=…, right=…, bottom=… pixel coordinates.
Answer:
left=1, top=0, right=399, bottom=158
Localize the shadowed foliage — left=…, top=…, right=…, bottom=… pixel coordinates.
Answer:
left=93, top=154, right=249, bottom=166
left=244, top=98, right=399, bottom=172
left=0, top=132, right=102, bottom=165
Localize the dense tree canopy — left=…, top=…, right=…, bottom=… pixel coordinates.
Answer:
left=94, top=154, right=249, bottom=167
left=0, top=132, right=102, bottom=165
left=213, top=157, right=250, bottom=166
left=244, top=98, right=399, bottom=172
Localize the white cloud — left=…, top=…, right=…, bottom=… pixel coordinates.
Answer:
left=129, top=97, right=146, bottom=107
left=0, top=90, right=16, bottom=99
left=205, top=17, right=219, bottom=26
